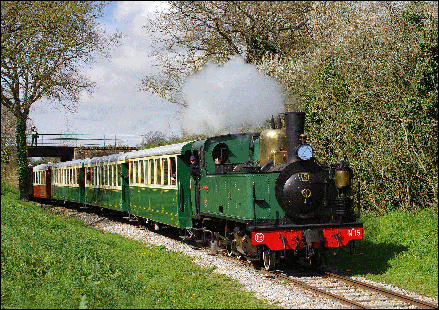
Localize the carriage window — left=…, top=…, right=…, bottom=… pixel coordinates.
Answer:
left=109, top=165, right=112, bottom=186
left=115, top=165, right=117, bottom=186
left=170, top=157, right=176, bottom=186
left=106, top=165, right=109, bottom=186
left=116, top=165, right=120, bottom=186
left=145, top=160, right=149, bottom=184
left=155, top=159, right=161, bottom=185
left=140, top=160, right=144, bottom=184
left=87, top=167, right=91, bottom=185
left=129, top=162, right=133, bottom=184
left=134, top=161, right=139, bottom=184
left=150, top=160, right=154, bottom=184
left=163, top=158, right=169, bottom=186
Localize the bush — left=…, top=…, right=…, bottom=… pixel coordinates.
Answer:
left=1, top=180, right=18, bottom=196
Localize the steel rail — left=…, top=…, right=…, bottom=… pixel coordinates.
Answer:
left=263, top=270, right=369, bottom=309
left=325, top=272, right=438, bottom=309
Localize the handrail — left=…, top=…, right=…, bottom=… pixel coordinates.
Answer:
left=2, top=134, right=143, bottom=147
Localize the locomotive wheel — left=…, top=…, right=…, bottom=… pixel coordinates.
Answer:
left=263, top=249, right=276, bottom=271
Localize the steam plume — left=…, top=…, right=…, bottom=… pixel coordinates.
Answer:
left=181, top=56, right=285, bottom=135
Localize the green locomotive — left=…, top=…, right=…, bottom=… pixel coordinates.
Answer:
left=32, top=112, right=363, bottom=270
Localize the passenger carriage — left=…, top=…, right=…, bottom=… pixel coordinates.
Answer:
left=51, top=160, right=83, bottom=203
left=83, top=154, right=125, bottom=211
left=32, top=164, right=52, bottom=199
left=125, top=142, right=192, bottom=228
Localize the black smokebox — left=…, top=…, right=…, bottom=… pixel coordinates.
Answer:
left=285, top=112, right=305, bottom=163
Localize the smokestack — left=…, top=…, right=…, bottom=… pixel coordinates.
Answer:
left=285, top=112, right=305, bottom=163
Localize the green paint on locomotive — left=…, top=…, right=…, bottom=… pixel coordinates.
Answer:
left=185, top=133, right=287, bottom=222
left=197, top=173, right=284, bottom=221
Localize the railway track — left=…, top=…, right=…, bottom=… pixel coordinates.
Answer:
left=211, top=245, right=437, bottom=309
left=256, top=266, right=438, bottom=309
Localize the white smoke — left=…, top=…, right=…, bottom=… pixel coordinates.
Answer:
left=181, top=56, right=285, bottom=135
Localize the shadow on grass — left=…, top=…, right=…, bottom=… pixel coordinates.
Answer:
left=324, top=240, right=408, bottom=276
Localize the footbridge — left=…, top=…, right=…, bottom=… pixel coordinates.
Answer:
left=2, top=133, right=141, bottom=162
left=27, top=146, right=76, bottom=162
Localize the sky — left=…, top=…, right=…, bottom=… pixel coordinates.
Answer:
left=29, top=1, right=180, bottom=147
left=28, top=1, right=285, bottom=147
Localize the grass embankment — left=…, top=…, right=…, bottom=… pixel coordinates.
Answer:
left=326, top=209, right=438, bottom=298
left=2, top=183, right=437, bottom=308
left=1, top=188, right=277, bottom=309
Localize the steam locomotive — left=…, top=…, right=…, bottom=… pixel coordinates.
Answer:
left=32, top=112, right=363, bottom=270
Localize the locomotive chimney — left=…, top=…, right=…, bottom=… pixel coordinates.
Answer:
left=285, top=112, right=305, bottom=163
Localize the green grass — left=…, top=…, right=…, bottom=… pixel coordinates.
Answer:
left=1, top=190, right=278, bottom=309
left=2, top=183, right=437, bottom=308
left=326, top=208, right=438, bottom=298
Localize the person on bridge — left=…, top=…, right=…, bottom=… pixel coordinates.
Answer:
left=31, top=126, right=39, bottom=146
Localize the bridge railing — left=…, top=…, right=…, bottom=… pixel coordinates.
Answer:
left=2, top=134, right=143, bottom=147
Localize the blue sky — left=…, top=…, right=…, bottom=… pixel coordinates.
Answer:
left=28, top=1, right=286, bottom=147
left=29, top=2, right=181, bottom=147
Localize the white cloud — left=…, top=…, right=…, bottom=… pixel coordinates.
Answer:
left=29, top=1, right=180, bottom=147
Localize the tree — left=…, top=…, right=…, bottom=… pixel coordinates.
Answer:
left=1, top=1, right=121, bottom=200
left=141, top=1, right=312, bottom=106
left=260, top=1, right=438, bottom=213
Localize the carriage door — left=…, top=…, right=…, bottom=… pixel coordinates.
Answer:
left=121, top=161, right=130, bottom=212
